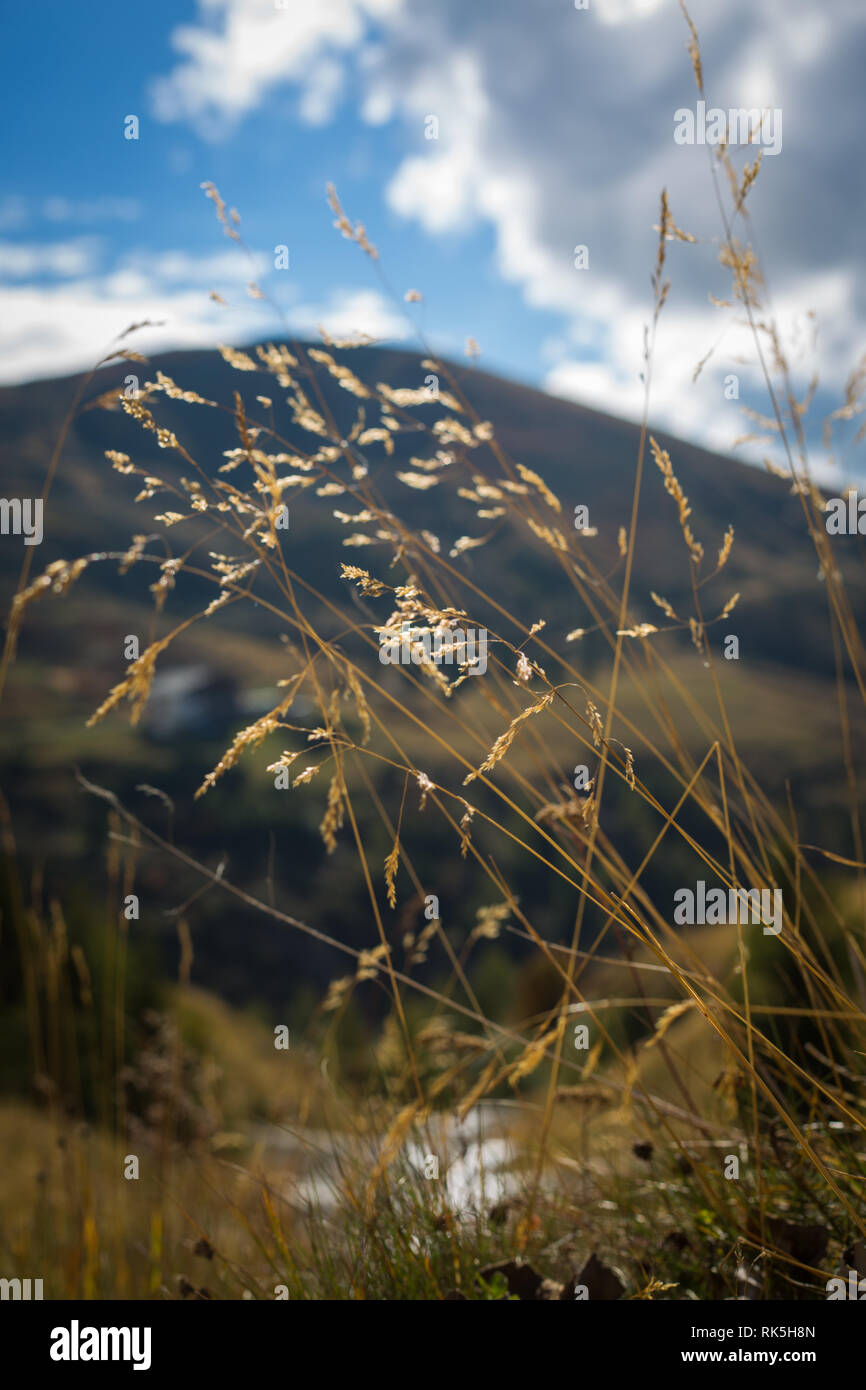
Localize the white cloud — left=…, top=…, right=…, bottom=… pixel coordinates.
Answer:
left=0, top=244, right=404, bottom=385
left=0, top=196, right=141, bottom=229
left=41, top=196, right=142, bottom=224
left=0, top=277, right=270, bottom=385
left=145, top=0, right=866, bottom=457
left=299, top=57, right=345, bottom=126
left=290, top=287, right=408, bottom=342
left=128, top=248, right=270, bottom=285
left=0, top=239, right=102, bottom=279
left=0, top=242, right=276, bottom=384
left=546, top=263, right=862, bottom=464
left=596, top=0, right=666, bottom=25
left=150, top=0, right=404, bottom=135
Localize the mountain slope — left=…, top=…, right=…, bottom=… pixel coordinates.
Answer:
left=1, top=341, right=855, bottom=681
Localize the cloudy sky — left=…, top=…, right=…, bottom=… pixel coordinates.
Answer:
left=2, top=0, right=864, bottom=470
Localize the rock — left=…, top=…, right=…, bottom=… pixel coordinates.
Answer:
left=477, top=1259, right=545, bottom=1300
left=561, top=1252, right=626, bottom=1300
left=766, top=1217, right=829, bottom=1267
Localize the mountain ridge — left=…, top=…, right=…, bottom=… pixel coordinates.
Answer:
left=1, top=340, right=857, bottom=684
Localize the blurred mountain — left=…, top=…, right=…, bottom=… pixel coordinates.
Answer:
left=1, top=343, right=863, bottom=1006
left=1, top=341, right=856, bottom=679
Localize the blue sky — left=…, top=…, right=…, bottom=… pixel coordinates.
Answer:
left=0, top=0, right=554, bottom=384
left=1, top=0, right=865, bottom=473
